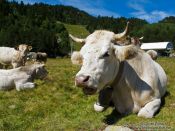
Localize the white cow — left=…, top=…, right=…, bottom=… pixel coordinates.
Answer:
left=70, top=22, right=167, bottom=118
left=146, top=50, right=158, bottom=60
left=0, top=63, right=48, bottom=91
left=116, top=36, right=143, bottom=47
left=116, top=36, right=158, bottom=60
left=0, top=44, right=32, bottom=68
left=118, top=37, right=158, bottom=60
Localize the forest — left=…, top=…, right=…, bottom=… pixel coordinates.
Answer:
left=0, top=0, right=175, bottom=57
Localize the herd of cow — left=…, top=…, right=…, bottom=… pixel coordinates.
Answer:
left=0, top=22, right=168, bottom=119
left=0, top=44, right=48, bottom=91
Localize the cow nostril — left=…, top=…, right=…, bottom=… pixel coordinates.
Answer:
left=83, top=76, right=90, bottom=82
left=75, top=75, right=90, bottom=86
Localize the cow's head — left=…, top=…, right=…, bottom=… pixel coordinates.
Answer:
left=116, top=36, right=143, bottom=47
left=70, top=22, right=138, bottom=95
left=35, top=64, right=48, bottom=79
left=15, top=44, right=32, bottom=58
left=130, top=36, right=143, bottom=47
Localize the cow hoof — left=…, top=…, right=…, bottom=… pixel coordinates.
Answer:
left=94, top=102, right=105, bottom=112
left=137, top=108, right=154, bottom=118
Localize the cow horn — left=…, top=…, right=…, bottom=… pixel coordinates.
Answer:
left=139, top=36, right=144, bottom=40
left=69, top=34, right=85, bottom=44
left=115, top=22, right=129, bottom=40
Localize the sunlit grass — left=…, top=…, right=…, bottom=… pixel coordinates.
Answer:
left=0, top=58, right=175, bottom=130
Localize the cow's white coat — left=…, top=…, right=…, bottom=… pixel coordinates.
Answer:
left=0, top=64, right=47, bottom=91
left=0, top=44, right=32, bottom=68
left=71, top=30, right=167, bottom=118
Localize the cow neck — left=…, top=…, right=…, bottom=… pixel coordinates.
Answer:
left=111, top=61, right=124, bottom=88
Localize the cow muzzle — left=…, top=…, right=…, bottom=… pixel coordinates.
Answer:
left=75, top=75, right=97, bottom=95
left=75, top=75, right=90, bottom=87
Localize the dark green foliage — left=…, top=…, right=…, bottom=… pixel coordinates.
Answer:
left=0, top=0, right=71, bottom=57
left=159, top=16, right=175, bottom=24
left=8, top=1, right=94, bottom=25
left=130, top=23, right=175, bottom=46
left=54, top=5, right=94, bottom=25
left=86, top=15, right=175, bottom=47
left=86, top=16, right=148, bottom=34
left=0, top=0, right=175, bottom=55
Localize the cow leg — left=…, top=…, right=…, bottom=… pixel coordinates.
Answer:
left=15, top=82, right=35, bottom=91
left=94, top=87, right=113, bottom=112
left=12, top=62, right=20, bottom=68
left=0, top=64, right=3, bottom=69
left=137, top=98, right=161, bottom=118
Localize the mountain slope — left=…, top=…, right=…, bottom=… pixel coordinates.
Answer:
left=63, top=23, right=89, bottom=51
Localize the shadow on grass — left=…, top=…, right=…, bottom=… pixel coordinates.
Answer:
left=103, top=92, right=170, bottom=125
left=155, top=91, right=170, bottom=116
left=162, top=91, right=170, bottom=106
left=103, top=109, right=124, bottom=125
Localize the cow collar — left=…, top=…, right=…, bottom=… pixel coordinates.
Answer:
left=111, top=61, right=124, bottom=88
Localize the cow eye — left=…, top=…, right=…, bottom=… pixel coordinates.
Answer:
left=102, top=52, right=109, bottom=58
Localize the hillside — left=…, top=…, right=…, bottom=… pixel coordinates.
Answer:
left=64, top=23, right=89, bottom=37
left=63, top=23, right=89, bottom=51
left=1, top=0, right=175, bottom=55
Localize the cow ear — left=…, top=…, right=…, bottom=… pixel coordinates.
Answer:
left=36, top=63, right=45, bottom=68
left=114, top=45, right=138, bottom=61
left=71, top=51, right=83, bottom=65
left=40, top=64, right=45, bottom=68
left=40, top=64, right=45, bottom=67
left=15, top=45, right=19, bottom=50
left=28, top=46, right=32, bottom=51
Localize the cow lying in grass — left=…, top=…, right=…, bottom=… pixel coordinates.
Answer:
left=116, top=36, right=158, bottom=60
left=0, top=44, right=32, bottom=68
left=0, top=63, right=48, bottom=91
left=27, top=52, right=47, bottom=63
left=70, top=22, right=167, bottom=118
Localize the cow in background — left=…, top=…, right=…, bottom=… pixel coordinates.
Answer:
left=0, top=63, right=48, bottom=91
left=27, top=52, right=47, bottom=63
left=0, top=44, right=32, bottom=68
left=116, top=35, right=143, bottom=47
left=117, top=36, right=158, bottom=60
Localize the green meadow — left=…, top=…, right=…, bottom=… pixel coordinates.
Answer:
left=0, top=24, right=175, bottom=130
left=0, top=58, right=175, bottom=130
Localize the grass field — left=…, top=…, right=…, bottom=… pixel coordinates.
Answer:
left=0, top=58, right=175, bottom=130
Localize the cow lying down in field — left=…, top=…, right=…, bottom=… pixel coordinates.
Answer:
left=116, top=36, right=158, bottom=60
left=70, top=22, right=167, bottom=118
left=0, top=63, right=48, bottom=91
left=0, top=44, right=32, bottom=68
left=27, top=52, right=47, bottom=63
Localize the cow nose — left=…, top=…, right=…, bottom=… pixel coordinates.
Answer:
left=75, top=75, right=90, bottom=87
